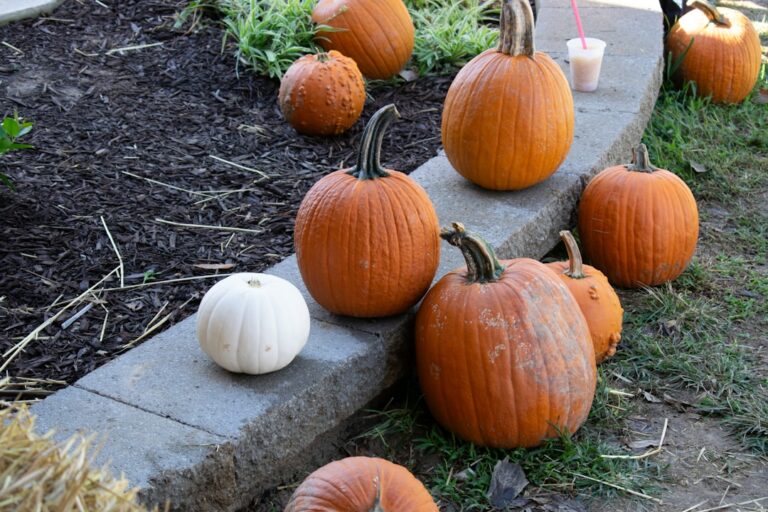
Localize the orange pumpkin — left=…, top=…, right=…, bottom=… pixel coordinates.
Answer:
left=667, top=0, right=762, bottom=103
left=285, top=457, right=438, bottom=512
left=294, top=104, right=440, bottom=317
left=416, top=223, right=596, bottom=448
left=578, top=144, right=699, bottom=288
left=547, top=231, right=623, bottom=364
left=441, top=0, right=573, bottom=191
left=278, top=51, right=366, bottom=136
left=312, top=0, right=414, bottom=80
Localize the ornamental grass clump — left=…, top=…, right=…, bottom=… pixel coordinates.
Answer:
left=0, top=406, right=155, bottom=512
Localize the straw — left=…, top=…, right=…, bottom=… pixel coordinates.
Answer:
left=570, top=0, right=588, bottom=49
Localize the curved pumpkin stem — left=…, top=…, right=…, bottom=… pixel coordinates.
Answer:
left=349, top=104, right=400, bottom=180
left=441, top=222, right=505, bottom=284
left=690, top=0, right=729, bottom=26
left=369, top=474, right=385, bottom=512
left=626, top=143, right=658, bottom=173
left=316, top=52, right=332, bottom=63
left=559, top=230, right=586, bottom=279
left=498, top=0, right=536, bottom=57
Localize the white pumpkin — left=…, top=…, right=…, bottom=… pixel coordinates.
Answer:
left=196, top=273, right=310, bottom=374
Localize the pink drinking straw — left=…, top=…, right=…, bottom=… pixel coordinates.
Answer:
left=570, top=0, right=588, bottom=49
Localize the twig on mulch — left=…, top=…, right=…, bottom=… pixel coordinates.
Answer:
left=209, top=155, right=270, bottom=179
left=105, top=42, right=164, bottom=55
left=601, top=418, right=669, bottom=460
left=121, top=297, right=194, bottom=349
left=572, top=473, right=662, bottom=504
left=155, top=218, right=264, bottom=235
left=121, top=171, right=215, bottom=199
left=680, top=497, right=768, bottom=512
left=1, top=41, right=23, bottom=54
left=101, top=216, right=125, bottom=288
left=61, top=302, right=94, bottom=330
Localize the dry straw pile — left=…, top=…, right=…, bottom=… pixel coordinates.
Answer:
left=0, top=404, right=157, bottom=512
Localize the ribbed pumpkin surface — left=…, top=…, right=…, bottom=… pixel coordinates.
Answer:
left=285, top=457, right=438, bottom=512
left=312, top=0, right=414, bottom=80
left=578, top=152, right=699, bottom=288
left=416, top=255, right=596, bottom=448
left=667, top=2, right=761, bottom=103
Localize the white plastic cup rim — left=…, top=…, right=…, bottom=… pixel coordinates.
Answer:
left=566, top=37, right=607, bottom=55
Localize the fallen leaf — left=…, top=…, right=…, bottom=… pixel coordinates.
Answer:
left=627, top=438, right=661, bottom=450
left=754, top=88, right=768, bottom=105
left=193, top=263, right=236, bottom=270
left=689, top=160, right=708, bottom=173
left=642, top=390, right=662, bottom=403
left=487, top=457, right=529, bottom=508
left=398, top=68, right=419, bottom=82
left=453, top=468, right=475, bottom=482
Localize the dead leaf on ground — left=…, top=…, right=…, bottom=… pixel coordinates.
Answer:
left=754, top=88, right=768, bottom=105
left=642, top=390, right=662, bottom=403
left=487, top=457, right=529, bottom=508
left=689, top=160, right=708, bottom=173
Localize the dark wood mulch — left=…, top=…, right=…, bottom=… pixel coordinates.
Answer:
left=0, top=0, right=451, bottom=397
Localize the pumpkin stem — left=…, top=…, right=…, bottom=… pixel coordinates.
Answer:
left=690, top=0, right=729, bottom=26
left=316, top=52, right=332, bottom=63
left=626, top=143, right=658, bottom=173
left=559, top=230, right=586, bottom=279
left=348, top=104, right=400, bottom=180
left=369, top=475, right=385, bottom=512
left=498, top=0, right=536, bottom=57
left=247, top=278, right=262, bottom=288
left=441, top=222, right=505, bottom=284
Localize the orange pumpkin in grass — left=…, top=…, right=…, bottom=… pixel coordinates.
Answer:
left=294, top=104, right=440, bottom=318
left=667, top=0, right=762, bottom=103
left=578, top=144, right=699, bottom=288
left=278, top=51, right=366, bottom=136
left=285, top=457, right=438, bottom=512
left=547, top=231, right=623, bottom=364
left=312, top=0, right=415, bottom=80
left=416, top=223, right=596, bottom=448
left=441, top=0, right=573, bottom=191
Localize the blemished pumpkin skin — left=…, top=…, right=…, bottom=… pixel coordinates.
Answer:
left=294, top=104, right=440, bottom=318
left=547, top=231, right=623, bottom=364
left=441, top=0, right=573, bottom=191
left=278, top=51, right=366, bottom=136
left=416, top=223, right=596, bottom=448
left=578, top=144, right=699, bottom=288
left=667, top=0, right=762, bottom=104
left=285, top=457, right=438, bottom=512
left=312, top=0, right=414, bottom=80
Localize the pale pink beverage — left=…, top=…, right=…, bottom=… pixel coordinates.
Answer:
left=567, top=38, right=606, bottom=92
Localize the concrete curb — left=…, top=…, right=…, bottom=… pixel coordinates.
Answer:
left=0, top=0, right=63, bottom=25
left=31, top=1, right=664, bottom=510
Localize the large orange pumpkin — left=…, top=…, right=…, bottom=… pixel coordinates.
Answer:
left=416, top=223, right=596, bottom=448
left=441, top=0, right=573, bottom=191
left=546, top=231, right=623, bottom=364
left=285, top=457, right=438, bottom=512
left=278, top=51, right=366, bottom=136
left=294, top=104, right=440, bottom=317
left=312, top=0, right=414, bottom=80
left=578, top=144, right=699, bottom=288
left=667, top=0, right=762, bottom=104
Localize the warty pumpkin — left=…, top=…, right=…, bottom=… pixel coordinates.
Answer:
left=312, top=0, right=414, bottom=80
left=294, top=104, right=440, bottom=318
left=667, top=0, right=762, bottom=103
left=578, top=144, right=699, bottom=288
left=546, top=231, right=623, bottom=364
left=415, top=223, right=596, bottom=448
left=278, top=50, right=366, bottom=136
left=285, top=456, right=437, bottom=512
left=441, top=0, right=574, bottom=191
left=196, top=273, right=310, bottom=374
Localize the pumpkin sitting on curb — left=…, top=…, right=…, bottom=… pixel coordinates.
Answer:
left=196, top=273, right=310, bottom=375
left=312, top=0, right=415, bottom=80
left=546, top=230, right=623, bottom=364
left=667, top=0, right=761, bottom=104
left=578, top=144, right=699, bottom=288
left=284, top=457, right=438, bottom=512
left=294, top=104, right=440, bottom=318
left=416, top=223, right=596, bottom=448
left=278, top=51, right=366, bottom=136
left=441, top=0, right=573, bottom=191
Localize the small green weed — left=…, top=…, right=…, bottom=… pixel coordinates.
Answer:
left=0, top=113, right=34, bottom=190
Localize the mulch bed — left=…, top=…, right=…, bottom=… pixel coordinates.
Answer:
left=0, top=0, right=451, bottom=397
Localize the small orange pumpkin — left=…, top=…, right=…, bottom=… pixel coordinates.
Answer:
left=441, top=0, right=573, bottom=190
left=294, top=104, right=440, bottom=317
left=578, top=144, right=699, bottom=288
left=278, top=51, right=366, bottom=136
left=285, top=457, right=438, bottom=512
left=667, top=0, right=762, bottom=103
left=546, top=231, right=623, bottom=364
left=416, top=223, right=596, bottom=448
left=312, top=0, right=415, bottom=80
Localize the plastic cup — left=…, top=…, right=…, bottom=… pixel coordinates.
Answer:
left=566, top=38, right=606, bottom=92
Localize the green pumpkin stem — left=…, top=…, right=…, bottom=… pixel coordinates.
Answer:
left=627, top=143, right=658, bottom=173
left=369, top=475, right=385, bottom=512
left=441, top=222, right=505, bottom=284
left=690, top=0, right=728, bottom=26
left=559, top=230, right=586, bottom=279
left=498, top=0, right=536, bottom=57
left=349, top=104, right=400, bottom=180
left=316, top=52, right=332, bottom=63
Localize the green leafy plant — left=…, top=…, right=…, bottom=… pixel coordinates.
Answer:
left=0, top=113, right=33, bottom=190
